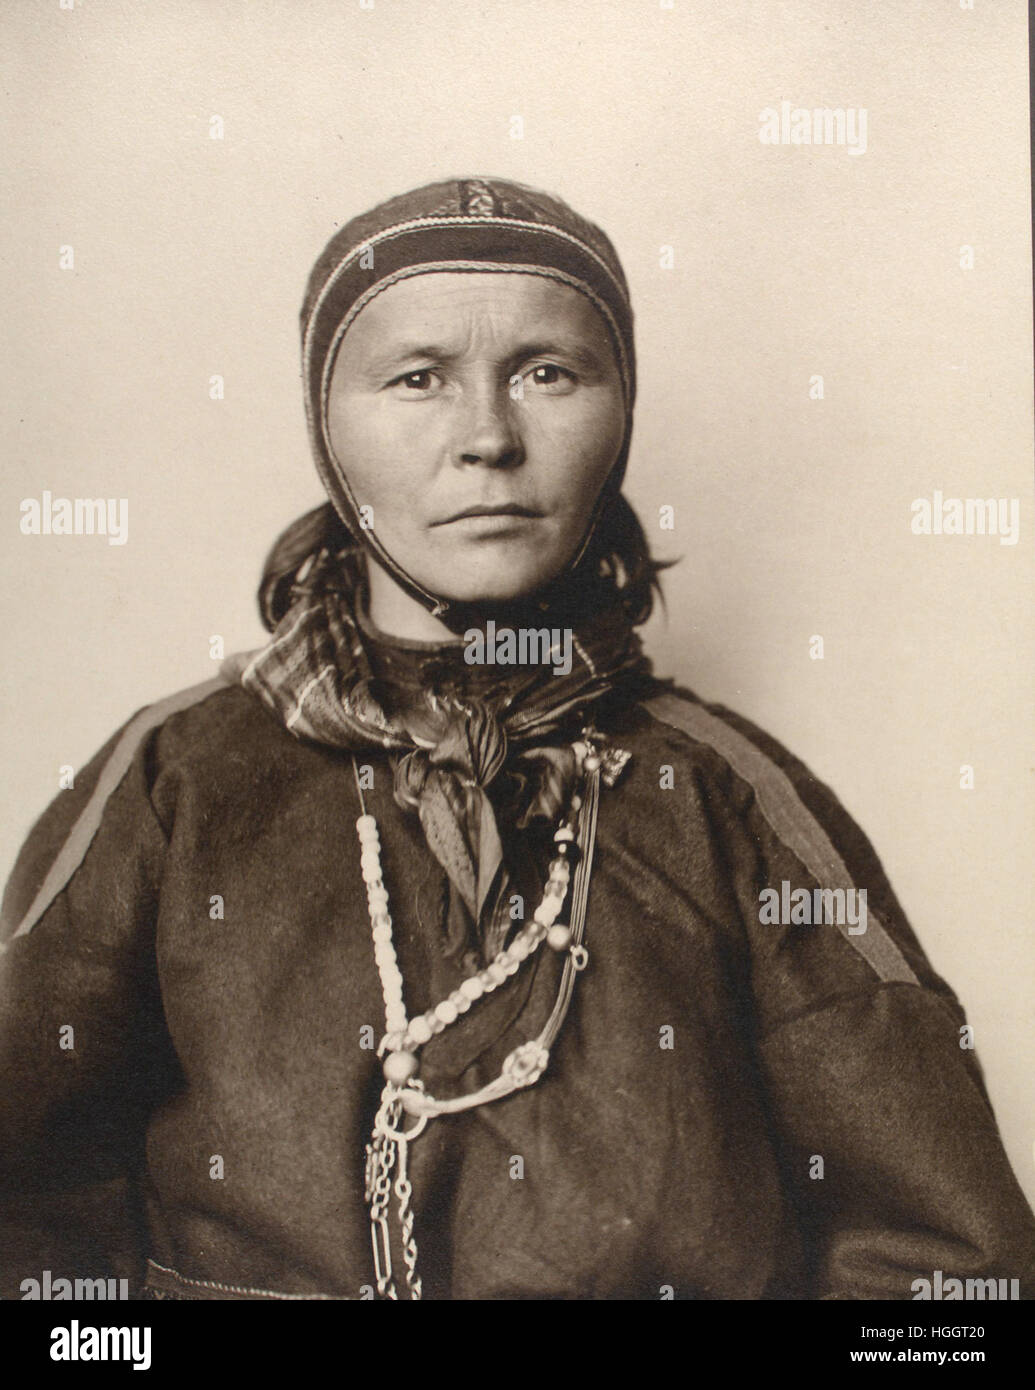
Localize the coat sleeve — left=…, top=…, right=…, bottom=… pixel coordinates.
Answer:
left=646, top=689, right=1035, bottom=1300
left=0, top=685, right=220, bottom=1298
left=722, top=706, right=1035, bottom=1300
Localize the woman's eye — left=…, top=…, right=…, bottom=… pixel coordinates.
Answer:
left=527, top=364, right=575, bottom=390
left=395, top=370, right=435, bottom=391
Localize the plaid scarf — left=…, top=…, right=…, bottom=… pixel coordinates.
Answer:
left=224, top=547, right=658, bottom=961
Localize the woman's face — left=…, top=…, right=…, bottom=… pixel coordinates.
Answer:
left=325, top=272, right=626, bottom=604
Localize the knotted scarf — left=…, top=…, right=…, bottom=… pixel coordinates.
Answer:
left=224, top=546, right=660, bottom=962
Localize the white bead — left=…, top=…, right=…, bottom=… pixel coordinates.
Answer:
left=356, top=814, right=378, bottom=838
left=435, top=1000, right=458, bottom=1025
left=450, top=990, right=472, bottom=1013
left=367, top=885, right=389, bottom=908
left=509, top=936, right=531, bottom=961
left=460, top=976, right=484, bottom=1001
left=383, top=1050, right=419, bottom=1085
left=504, top=958, right=520, bottom=976
left=409, top=1016, right=433, bottom=1045
left=547, top=924, right=573, bottom=952
left=486, top=963, right=506, bottom=986
left=371, top=923, right=393, bottom=944
left=535, top=899, right=561, bottom=926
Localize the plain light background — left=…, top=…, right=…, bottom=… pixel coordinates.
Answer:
left=2, top=1, right=1032, bottom=1208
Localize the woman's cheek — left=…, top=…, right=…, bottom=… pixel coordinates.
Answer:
left=523, top=397, right=599, bottom=454
left=349, top=412, right=423, bottom=491
left=545, top=405, right=623, bottom=487
left=376, top=402, right=447, bottom=470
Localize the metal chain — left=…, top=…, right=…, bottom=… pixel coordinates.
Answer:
left=366, top=1090, right=426, bottom=1300
left=366, top=1107, right=400, bottom=1299
left=394, top=1138, right=422, bottom=1300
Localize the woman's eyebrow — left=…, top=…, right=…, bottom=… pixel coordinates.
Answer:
left=357, top=337, right=612, bottom=380
left=509, top=340, right=609, bottom=370
left=363, top=343, right=455, bottom=372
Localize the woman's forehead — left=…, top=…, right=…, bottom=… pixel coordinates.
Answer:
left=340, top=271, right=615, bottom=357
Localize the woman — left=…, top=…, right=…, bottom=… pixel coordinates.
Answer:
left=2, top=177, right=1033, bottom=1301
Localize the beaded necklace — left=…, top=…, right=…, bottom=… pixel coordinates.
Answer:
left=353, top=726, right=630, bottom=1300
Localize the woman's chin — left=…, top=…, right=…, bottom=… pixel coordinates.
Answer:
left=435, top=579, right=550, bottom=608
left=416, top=554, right=566, bottom=607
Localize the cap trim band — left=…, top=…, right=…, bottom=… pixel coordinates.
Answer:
left=303, top=213, right=631, bottom=355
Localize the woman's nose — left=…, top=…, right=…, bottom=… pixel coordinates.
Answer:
left=454, top=384, right=524, bottom=469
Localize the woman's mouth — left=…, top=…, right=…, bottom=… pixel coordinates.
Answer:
left=443, top=512, right=541, bottom=536
left=433, top=505, right=544, bottom=525
left=436, top=504, right=542, bottom=525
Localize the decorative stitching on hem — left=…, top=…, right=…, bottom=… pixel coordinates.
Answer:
left=145, top=1258, right=340, bottom=1301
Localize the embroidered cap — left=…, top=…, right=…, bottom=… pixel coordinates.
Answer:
left=300, top=177, right=637, bottom=617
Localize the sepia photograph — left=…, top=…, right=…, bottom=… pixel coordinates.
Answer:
left=1, top=0, right=1032, bottom=1360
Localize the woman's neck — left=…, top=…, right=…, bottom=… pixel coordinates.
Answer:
left=363, top=556, right=557, bottom=644
left=364, top=559, right=460, bottom=642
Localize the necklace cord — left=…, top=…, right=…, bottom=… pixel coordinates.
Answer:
left=355, top=731, right=616, bottom=1299
left=537, top=763, right=600, bottom=1047
left=351, top=755, right=368, bottom=817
